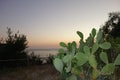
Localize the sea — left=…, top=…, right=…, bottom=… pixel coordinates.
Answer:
left=27, top=49, right=58, bottom=58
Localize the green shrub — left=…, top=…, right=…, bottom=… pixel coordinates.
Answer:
left=53, top=28, right=120, bottom=80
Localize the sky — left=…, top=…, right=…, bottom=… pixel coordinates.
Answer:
left=0, top=0, right=120, bottom=49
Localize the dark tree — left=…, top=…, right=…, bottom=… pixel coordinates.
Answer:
left=102, top=12, right=120, bottom=62
left=0, top=28, right=28, bottom=67
left=5, top=28, right=28, bottom=59
left=102, top=12, right=120, bottom=38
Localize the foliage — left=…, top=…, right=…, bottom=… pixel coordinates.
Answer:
left=47, top=54, right=54, bottom=64
left=53, top=28, right=120, bottom=80
left=102, top=12, right=120, bottom=38
left=28, top=52, right=43, bottom=65
left=6, top=28, right=28, bottom=54
left=102, top=12, right=120, bottom=79
left=0, top=28, right=28, bottom=67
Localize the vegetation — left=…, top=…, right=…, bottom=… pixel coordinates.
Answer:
left=0, top=28, right=54, bottom=68
left=0, top=64, right=59, bottom=80
left=53, top=28, right=120, bottom=80
left=1, top=12, right=120, bottom=80
left=102, top=12, right=120, bottom=38
left=53, top=12, right=120, bottom=80
left=102, top=12, right=120, bottom=80
left=28, top=52, right=43, bottom=65
left=0, top=28, right=28, bottom=68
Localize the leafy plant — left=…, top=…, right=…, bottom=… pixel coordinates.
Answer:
left=53, top=28, right=120, bottom=80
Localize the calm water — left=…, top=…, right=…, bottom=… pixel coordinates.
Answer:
left=27, top=49, right=58, bottom=57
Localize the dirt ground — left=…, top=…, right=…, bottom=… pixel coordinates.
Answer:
left=0, top=64, right=60, bottom=80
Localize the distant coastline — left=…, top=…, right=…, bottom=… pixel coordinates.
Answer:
left=26, top=48, right=58, bottom=57
left=26, top=48, right=59, bottom=51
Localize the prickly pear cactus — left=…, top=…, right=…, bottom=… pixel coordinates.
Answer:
left=53, top=28, right=120, bottom=80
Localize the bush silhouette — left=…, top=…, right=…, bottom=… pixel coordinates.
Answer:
left=102, top=12, right=120, bottom=38
left=0, top=28, right=28, bottom=67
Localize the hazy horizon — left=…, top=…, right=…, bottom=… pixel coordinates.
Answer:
left=0, top=0, right=120, bottom=49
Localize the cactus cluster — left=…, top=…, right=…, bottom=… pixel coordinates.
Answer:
left=53, top=28, right=120, bottom=80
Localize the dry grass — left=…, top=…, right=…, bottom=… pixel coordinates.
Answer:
left=0, top=64, right=60, bottom=80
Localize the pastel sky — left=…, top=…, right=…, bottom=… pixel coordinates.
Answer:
left=0, top=0, right=120, bottom=48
